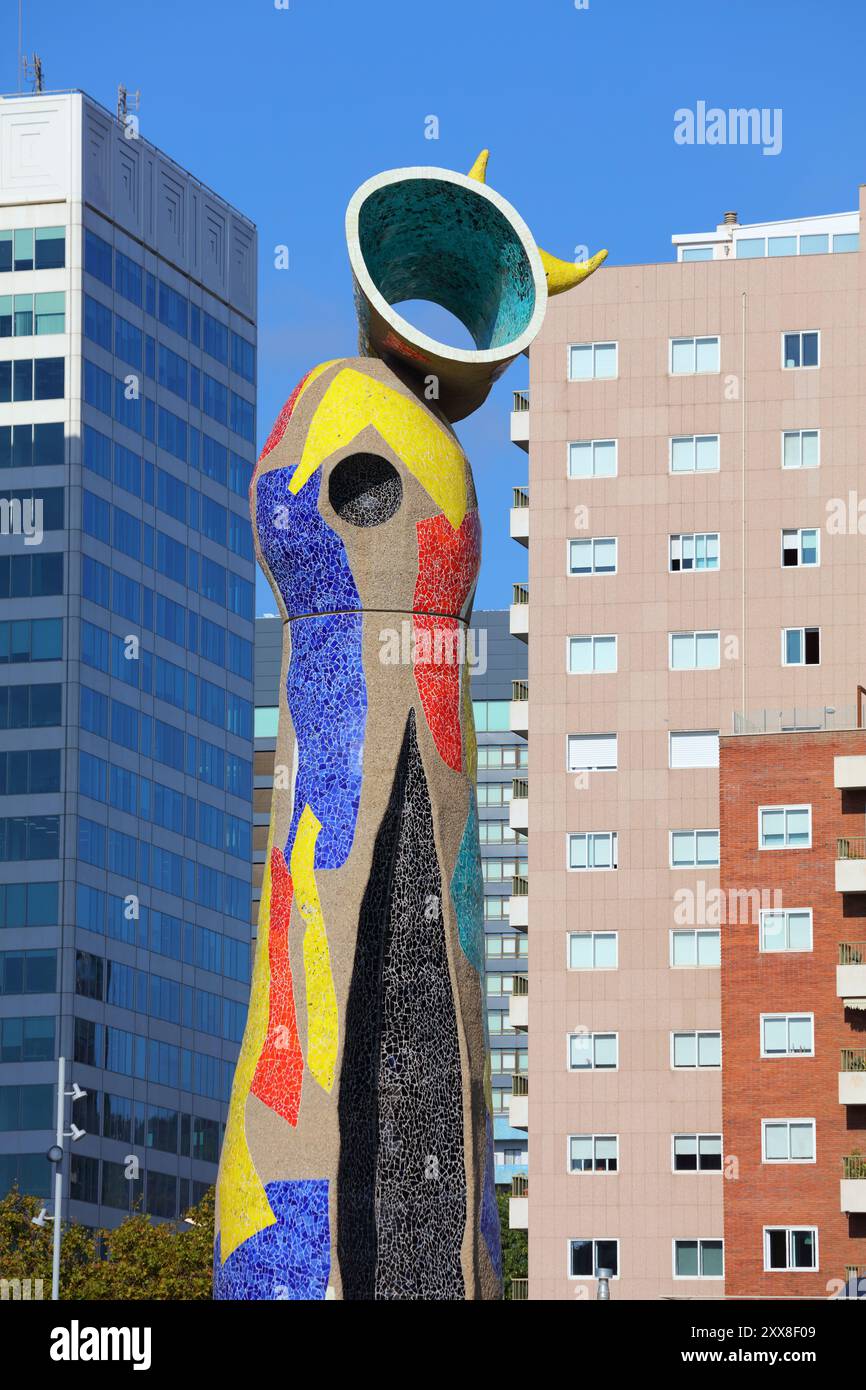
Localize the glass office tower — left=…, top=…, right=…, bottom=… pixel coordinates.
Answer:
left=0, top=90, right=257, bottom=1227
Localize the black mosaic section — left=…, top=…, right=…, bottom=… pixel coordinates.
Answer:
left=337, top=710, right=466, bottom=1299
left=328, top=452, right=403, bottom=528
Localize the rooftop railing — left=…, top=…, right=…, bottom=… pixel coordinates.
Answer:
left=733, top=705, right=858, bottom=734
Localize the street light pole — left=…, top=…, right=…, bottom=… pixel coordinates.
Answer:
left=52, top=1055, right=65, bottom=1301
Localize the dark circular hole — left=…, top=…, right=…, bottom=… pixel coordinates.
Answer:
left=328, top=452, right=403, bottom=528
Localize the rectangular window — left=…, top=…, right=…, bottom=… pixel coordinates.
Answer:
left=669, top=532, right=719, bottom=570
left=670, top=435, right=720, bottom=473
left=762, top=1119, right=816, bottom=1163
left=35, top=226, right=65, bottom=270
left=568, top=635, right=617, bottom=674
left=568, top=537, right=617, bottom=575
left=669, top=631, right=720, bottom=670
left=568, top=932, right=618, bottom=970
left=759, top=908, right=812, bottom=953
left=568, top=1135, right=618, bottom=1173
left=670, top=336, right=720, bottom=374
left=673, top=1134, right=722, bottom=1172
left=736, top=237, right=765, bottom=258
left=669, top=731, right=719, bottom=769
left=782, top=331, right=819, bottom=368
left=568, top=832, right=617, bottom=871
left=782, top=429, right=819, bottom=469
left=568, top=1032, right=618, bottom=1071
left=670, top=930, right=720, bottom=967
left=567, top=733, right=617, bottom=772
left=84, top=295, right=111, bottom=351
left=764, top=1227, right=817, bottom=1271
left=35, top=292, right=64, bottom=335
left=674, top=1239, right=724, bottom=1279
left=568, top=1238, right=619, bottom=1279
left=84, top=229, right=112, bottom=286
left=671, top=1031, right=722, bottom=1069
left=761, top=1013, right=814, bottom=1057
left=158, top=282, right=189, bottom=338
left=567, top=438, right=617, bottom=478
left=670, top=830, right=720, bottom=868
left=781, top=528, right=819, bottom=567
left=782, top=626, right=820, bottom=666
left=568, top=342, right=617, bottom=380
left=759, top=805, right=811, bottom=850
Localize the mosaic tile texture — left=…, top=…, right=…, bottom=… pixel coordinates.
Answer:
left=214, top=1179, right=331, bottom=1300
left=338, top=711, right=465, bottom=1299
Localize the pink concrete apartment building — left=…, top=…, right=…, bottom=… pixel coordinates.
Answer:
left=510, top=185, right=866, bottom=1299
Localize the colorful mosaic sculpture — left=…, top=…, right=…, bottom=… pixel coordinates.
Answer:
left=214, top=153, right=605, bottom=1300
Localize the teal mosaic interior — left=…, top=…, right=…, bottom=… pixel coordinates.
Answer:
left=358, top=179, right=536, bottom=350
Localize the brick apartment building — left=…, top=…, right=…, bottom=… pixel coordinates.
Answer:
left=720, top=727, right=866, bottom=1296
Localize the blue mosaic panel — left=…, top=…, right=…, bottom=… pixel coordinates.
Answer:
left=254, top=464, right=360, bottom=618
left=284, top=611, right=366, bottom=870
left=480, top=1113, right=502, bottom=1282
left=450, top=794, right=485, bottom=974
left=213, top=1178, right=331, bottom=1300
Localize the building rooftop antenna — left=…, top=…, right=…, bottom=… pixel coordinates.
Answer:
left=23, top=53, right=43, bottom=94
left=117, top=84, right=141, bottom=126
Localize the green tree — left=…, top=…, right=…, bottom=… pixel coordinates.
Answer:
left=497, top=1191, right=527, bottom=1299
left=0, top=1185, right=215, bottom=1300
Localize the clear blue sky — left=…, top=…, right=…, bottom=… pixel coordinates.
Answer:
left=7, top=0, right=865, bottom=611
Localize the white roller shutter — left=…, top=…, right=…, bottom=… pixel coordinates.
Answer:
left=568, top=734, right=618, bottom=771
left=670, top=731, right=719, bottom=769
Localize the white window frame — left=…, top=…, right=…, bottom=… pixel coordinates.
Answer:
left=672, top=1238, right=725, bottom=1280
left=669, top=929, right=721, bottom=968
left=567, top=438, right=618, bottom=479
left=671, top=1133, right=724, bottom=1173
left=763, top=1226, right=819, bottom=1272
left=669, top=829, right=720, bottom=869
left=781, top=330, right=820, bottom=370
left=567, top=634, right=618, bottom=675
left=567, top=930, right=619, bottom=971
left=781, top=429, right=820, bottom=470
left=781, top=626, right=820, bottom=667
left=567, top=1133, right=620, bottom=1174
left=760, top=1012, right=815, bottom=1058
left=759, top=907, right=813, bottom=954
left=758, top=804, right=812, bottom=850
left=668, top=434, right=720, bottom=474
left=567, top=341, right=618, bottom=382
left=668, top=630, right=720, bottom=670
left=781, top=527, right=820, bottom=568
left=567, top=536, right=618, bottom=576
left=566, top=1237, right=620, bottom=1281
left=566, top=733, right=618, bottom=772
left=669, top=531, right=720, bottom=570
left=567, top=832, right=618, bottom=872
left=669, top=335, right=720, bottom=375
left=761, top=1118, right=817, bottom=1165
left=567, top=1031, right=619, bottom=1072
left=670, top=1030, right=722, bottom=1070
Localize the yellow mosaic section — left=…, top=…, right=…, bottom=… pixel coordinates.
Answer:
left=217, top=821, right=278, bottom=1263
left=289, top=367, right=468, bottom=530
left=291, top=806, right=339, bottom=1092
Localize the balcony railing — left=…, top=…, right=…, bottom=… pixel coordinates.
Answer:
left=512, top=777, right=528, bottom=801
left=512, top=678, right=528, bottom=702
left=843, top=1155, right=866, bottom=1180
left=512, top=582, right=529, bottom=606
left=840, top=942, right=866, bottom=965
left=512, top=1073, right=528, bottom=1096
left=733, top=705, right=858, bottom=734
left=511, top=1174, right=528, bottom=1198
left=838, top=838, right=866, bottom=861
left=511, top=874, right=529, bottom=897
left=512, top=485, right=529, bottom=508
left=841, top=1049, right=866, bottom=1072
left=512, top=389, right=530, bottom=412
left=510, top=1277, right=529, bottom=1301
left=512, top=974, right=528, bottom=997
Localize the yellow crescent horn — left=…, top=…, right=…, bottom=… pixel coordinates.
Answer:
left=467, top=149, right=489, bottom=183
left=538, top=246, right=608, bottom=296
